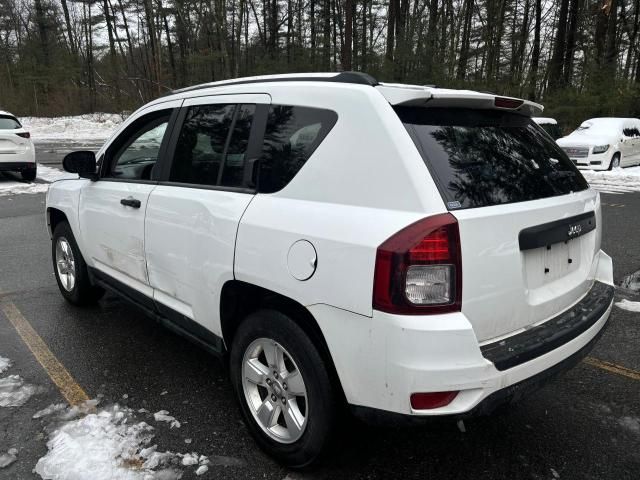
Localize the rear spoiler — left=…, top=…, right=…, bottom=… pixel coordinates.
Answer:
left=376, top=84, right=543, bottom=117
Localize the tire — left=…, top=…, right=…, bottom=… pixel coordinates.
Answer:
left=230, top=309, right=338, bottom=468
left=608, top=153, right=620, bottom=170
left=21, top=167, right=36, bottom=182
left=52, top=221, right=104, bottom=305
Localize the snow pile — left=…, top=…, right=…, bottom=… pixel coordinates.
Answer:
left=37, top=164, right=77, bottom=183
left=0, top=354, right=44, bottom=408
left=21, top=113, right=124, bottom=142
left=618, top=416, right=640, bottom=433
left=0, top=356, right=10, bottom=374
left=0, top=374, right=44, bottom=407
left=153, top=410, right=181, bottom=429
left=615, top=299, right=640, bottom=313
left=0, top=164, right=77, bottom=197
left=581, top=166, right=640, bottom=194
left=0, top=448, right=18, bottom=469
left=34, top=401, right=213, bottom=480
left=0, top=179, right=48, bottom=196
left=33, top=403, right=67, bottom=419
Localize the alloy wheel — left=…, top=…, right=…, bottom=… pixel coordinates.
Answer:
left=241, top=338, right=308, bottom=444
left=55, top=237, right=76, bottom=291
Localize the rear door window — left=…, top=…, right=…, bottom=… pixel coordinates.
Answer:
left=169, top=104, right=256, bottom=188
left=0, top=115, right=21, bottom=129
left=396, top=107, right=589, bottom=210
left=258, top=105, right=337, bottom=193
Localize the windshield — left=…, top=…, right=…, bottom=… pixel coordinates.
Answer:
left=0, top=115, right=21, bottom=129
left=396, top=107, right=589, bottom=210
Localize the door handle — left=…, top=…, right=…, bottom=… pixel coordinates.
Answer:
left=120, top=197, right=141, bottom=208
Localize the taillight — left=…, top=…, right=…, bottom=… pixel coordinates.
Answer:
left=373, top=213, right=462, bottom=315
left=16, top=132, right=30, bottom=139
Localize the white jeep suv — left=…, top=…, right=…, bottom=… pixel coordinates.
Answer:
left=46, top=73, right=614, bottom=467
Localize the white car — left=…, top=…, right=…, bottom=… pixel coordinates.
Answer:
left=46, top=73, right=614, bottom=467
left=0, top=110, right=36, bottom=181
left=557, top=117, right=640, bottom=170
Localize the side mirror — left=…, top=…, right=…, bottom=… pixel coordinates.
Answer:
left=63, top=151, right=98, bottom=181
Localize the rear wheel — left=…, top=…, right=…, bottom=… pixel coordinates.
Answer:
left=21, top=167, right=36, bottom=182
left=608, top=153, right=620, bottom=170
left=230, top=309, right=338, bottom=468
left=52, top=221, right=104, bottom=305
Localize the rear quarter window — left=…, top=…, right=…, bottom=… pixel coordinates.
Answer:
left=396, top=107, right=589, bottom=210
left=0, top=115, right=21, bottom=129
left=258, top=105, right=337, bottom=193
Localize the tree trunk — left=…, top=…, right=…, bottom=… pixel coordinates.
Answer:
left=605, top=0, right=618, bottom=68
left=60, top=0, right=76, bottom=55
left=456, top=0, right=473, bottom=80
left=527, top=0, right=542, bottom=99
left=562, top=0, right=579, bottom=86
left=547, top=0, right=569, bottom=89
left=343, top=0, right=353, bottom=69
left=386, top=0, right=397, bottom=66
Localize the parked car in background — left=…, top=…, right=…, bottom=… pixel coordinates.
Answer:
left=557, top=117, right=640, bottom=170
left=46, top=73, right=614, bottom=467
left=533, top=117, right=562, bottom=140
left=0, top=110, right=36, bottom=181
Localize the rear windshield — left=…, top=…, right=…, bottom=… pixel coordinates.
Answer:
left=0, top=115, right=21, bottom=129
left=396, top=107, right=589, bottom=210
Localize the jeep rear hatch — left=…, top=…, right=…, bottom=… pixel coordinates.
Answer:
left=395, top=105, right=601, bottom=343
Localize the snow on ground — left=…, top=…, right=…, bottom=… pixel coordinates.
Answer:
left=153, top=410, right=181, bottom=429
left=0, top=375, right=44, bottom=407
left=618, top=416, right=640, bottom=433
left=0, top=356, right=10, bottom=374
left=21, top=113, right=124, bottom=143
left=34, top=401, right=212, bottom=480
left=615, top=299, right=640, bottom=313
left=33, top=403, right=67, bottom=419
left=581, top=166, right=640, bottom=194
left=0, top=164, right=76, bottom=197
left=0, top=353, right=44, bottom=408
left=0, top=449, right=18, bottom=468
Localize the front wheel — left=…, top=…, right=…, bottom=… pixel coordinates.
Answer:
left=52, top=221, right=104, bottom=305
left=608, top=153, right=620, bottom=170
left=230, top=309, right=338, bottom=468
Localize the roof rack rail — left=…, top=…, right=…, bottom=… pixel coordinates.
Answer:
left=169, top=71, right=378, bottom=95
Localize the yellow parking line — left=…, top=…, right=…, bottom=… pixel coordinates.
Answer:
left=584, top=356, right=640, bottom=381
left=0, top=299, right=89, bottom=405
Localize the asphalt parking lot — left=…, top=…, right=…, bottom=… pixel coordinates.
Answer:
left=0, top=166, right=639, bottom=479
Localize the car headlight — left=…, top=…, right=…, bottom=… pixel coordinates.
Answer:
left=592, top=144, right=610, bottom=154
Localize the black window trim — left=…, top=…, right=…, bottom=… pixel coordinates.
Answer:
left=157, top=102, right=270, bottom=193
left=98, top=107, right=180, bottom=185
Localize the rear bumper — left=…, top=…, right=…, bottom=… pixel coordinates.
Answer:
left=310, top=250, right=614, bottom=420
left=0, top=145, right=35, bottom=167
left=0, top=161, right=36, bottom=171
left=351, top=316, right=609, bottom=425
